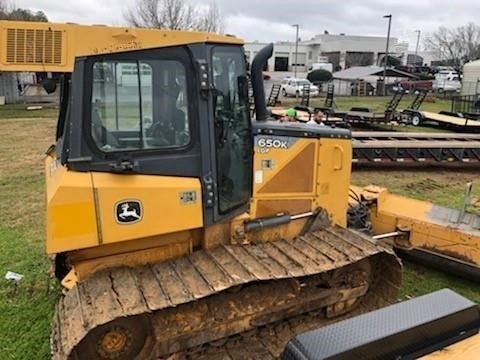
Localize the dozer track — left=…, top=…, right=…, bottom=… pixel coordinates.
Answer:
left=52, top=226, right=402, bottom=360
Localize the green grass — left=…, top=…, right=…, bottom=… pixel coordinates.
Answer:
left=327, top=95, right=450, bottom=113
left=281, top=95, right=452, bottom=114
left=0, top=227, right=58, bottom=359
left=400, top=260, right=480, bottom=303
left=0, top=103, right=58, bottom=119
left=0, top=109, right=479, bottom=358
left=0, top=118, right=58, bottom=359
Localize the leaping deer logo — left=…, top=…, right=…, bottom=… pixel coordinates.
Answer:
left=118, top=202, right=140, bottom=220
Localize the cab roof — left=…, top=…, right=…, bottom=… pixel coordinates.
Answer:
left=0, top=20, right=243, bottom=73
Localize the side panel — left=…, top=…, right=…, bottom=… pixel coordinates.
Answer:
left=46, top=157, right=98, bottom=254
left=251, top=134, right=351, bottom=227
left=316, top=138, right=352, bottom=227
left=91, top=173, right=203, bottom=244
left=46, top=156, right=203, bottom=254
left=252, top=135, right=317, bottom=218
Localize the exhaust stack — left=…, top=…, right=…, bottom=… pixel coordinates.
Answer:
left=250, top=43, right=273, bottom=121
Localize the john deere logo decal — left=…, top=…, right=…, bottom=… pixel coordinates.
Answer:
left=115, top=200, right=142, bottom=224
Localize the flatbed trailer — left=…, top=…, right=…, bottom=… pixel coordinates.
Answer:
left=344, top=109, right=389, bottom=123
left=404, top=109, right=480, bottom=132
left=343, top=90, right=405, bottom=125
left=352, top=131, right=480, bottom=165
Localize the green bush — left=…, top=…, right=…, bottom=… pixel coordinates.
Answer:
left=307, top=69, right=333, bottom=83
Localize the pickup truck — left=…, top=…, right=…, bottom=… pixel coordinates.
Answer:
left=280, top=78, right=319, bottom=97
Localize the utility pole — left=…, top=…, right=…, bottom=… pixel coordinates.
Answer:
left=382, top=14, right=392, bottom=96
left=414, top=30, right=421, bottom=66
left=291, top=24, right=299, bottom=78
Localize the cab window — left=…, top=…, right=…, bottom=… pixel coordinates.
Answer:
left=91, top=60, right=189, bottom=152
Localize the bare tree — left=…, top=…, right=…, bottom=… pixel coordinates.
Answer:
left=125, top=0, right=223, bottom=33
left=0, top=0, right=48, bottom=21
left=0, top=0, right=10, bottom=18
left=196, top=2, right=222, bottom=33
left=425, top=23, right=480, bottom=72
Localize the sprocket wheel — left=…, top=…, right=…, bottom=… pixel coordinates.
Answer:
left=72, top=316, right=150, bottom=360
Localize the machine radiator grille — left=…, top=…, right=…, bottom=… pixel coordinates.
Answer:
left=5, top=27, right=64, bottom=65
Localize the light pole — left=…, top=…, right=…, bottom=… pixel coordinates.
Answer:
left=382, top=14, right=392, bottom=96
left=291, top=24, right=299, bottom=78
left=414, top=30, right=421, bottom=66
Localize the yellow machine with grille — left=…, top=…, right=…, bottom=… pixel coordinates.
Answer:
left=4, top=19, right=477, bottom=359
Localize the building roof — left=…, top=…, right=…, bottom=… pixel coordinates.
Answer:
left=333, top=66, right=417, bottom=80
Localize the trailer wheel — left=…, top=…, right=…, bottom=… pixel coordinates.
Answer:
left=411, top=114, right=422, bottom=126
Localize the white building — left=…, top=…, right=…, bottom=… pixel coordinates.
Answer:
left=244, top=41, right=311, bottom=73
left=245, top=32, right=415, bottom=73
left=461, top=59, right=480, bottom=95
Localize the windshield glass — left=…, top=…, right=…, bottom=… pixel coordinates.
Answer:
left=91, top=60, right=189, bottom=152
left=297, top=80, right=311, bottom=85
left=212, top=46, right=252, bottom=214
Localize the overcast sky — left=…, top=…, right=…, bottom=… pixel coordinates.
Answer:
left=13, top=0, right=480, bottom=50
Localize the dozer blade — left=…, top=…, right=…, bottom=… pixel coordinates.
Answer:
left=52, top=226, right=402, bottom=360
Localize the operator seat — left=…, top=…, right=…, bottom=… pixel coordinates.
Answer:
left=91, top=107, right=119, bottom=150
left=151, top=108, right=187, bottom=146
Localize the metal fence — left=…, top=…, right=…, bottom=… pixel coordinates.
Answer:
left=451, top=94, right=480, bottom=113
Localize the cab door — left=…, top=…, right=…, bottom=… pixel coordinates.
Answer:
left=211, top=46, right=253, bottom=217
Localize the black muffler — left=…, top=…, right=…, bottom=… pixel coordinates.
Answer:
left=250, top=43, right=273, bottom=121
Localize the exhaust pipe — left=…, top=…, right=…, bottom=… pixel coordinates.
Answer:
left=250, top=43, right=273, bottom=121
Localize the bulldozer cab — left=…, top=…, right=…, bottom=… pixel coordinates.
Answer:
left=55, top=43, right=252, bottom=225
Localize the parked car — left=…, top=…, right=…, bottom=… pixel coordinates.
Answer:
left=432, top=78, right=461, bottom=93
left=280, top=78, right=319, bottom=97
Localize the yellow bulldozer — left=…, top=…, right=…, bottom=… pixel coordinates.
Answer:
left=0, top=20, right=478, bottom=359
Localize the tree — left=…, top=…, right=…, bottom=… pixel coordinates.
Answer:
left=0, top=0, right=9, bottom=18
left=7, top=9, right=47, bottom=21
left=378, top=54, right=402, bottom=67
left=0, top=1, right=48, bottom=21
left=386, top=55, right=401, bottom=67
left=424, top=23, right=480, bottom=72
left=307, top=69, right=332, bottom=83
left=125, top=0, right=223, bottom=33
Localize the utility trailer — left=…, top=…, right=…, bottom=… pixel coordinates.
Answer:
left=342, top=90, right=405, bottom=125
left=403, top=91, right=480, bottom=132
left=404, top=110, right=480, bottom=132
left=277, top=90, right=407, bottom=128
